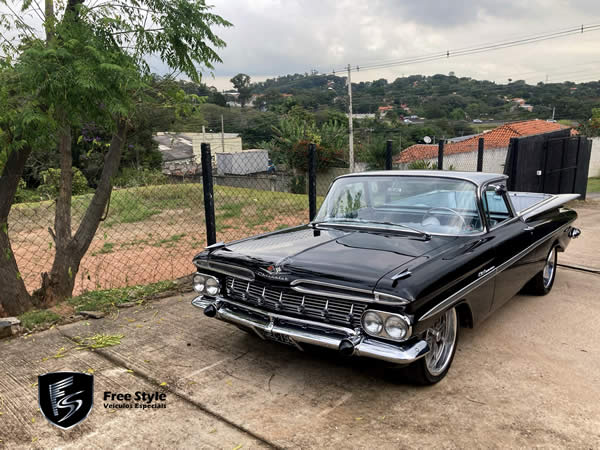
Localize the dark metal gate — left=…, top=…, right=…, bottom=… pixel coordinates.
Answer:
left=504, top=130, right=592, bottom=199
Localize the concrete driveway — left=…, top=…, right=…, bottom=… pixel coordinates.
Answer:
left=1, top=201, right=599, bottom=449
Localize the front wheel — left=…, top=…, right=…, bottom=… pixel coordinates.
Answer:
left=523, top=246, right=557, bottom=296
left=401, top=307, right=459, bottom=385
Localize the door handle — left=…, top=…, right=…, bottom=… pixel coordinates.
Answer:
left=524, top=226, right=534, bottom=232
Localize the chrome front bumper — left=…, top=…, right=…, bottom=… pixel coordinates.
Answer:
left=192, top=295, right=430, bottom=365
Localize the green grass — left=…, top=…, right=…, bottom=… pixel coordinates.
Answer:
left=588, top=177, right=600, bottom=193
left=92, top=242, right=115, bottom=256
left=68, top=280, right=177, bottom=312
left=10, top=182, right=310, bottom=229
left=19, top=309, right=61, bottom=331
left=153, top=233, right=186, bottom=248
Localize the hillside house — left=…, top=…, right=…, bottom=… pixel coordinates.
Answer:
left=394, top=119, right=575, bottom=172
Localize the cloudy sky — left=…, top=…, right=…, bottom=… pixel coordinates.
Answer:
left=190, top=0, right=600, bottom=90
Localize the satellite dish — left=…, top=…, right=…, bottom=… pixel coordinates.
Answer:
left=423, top=136, right=432, bottom=144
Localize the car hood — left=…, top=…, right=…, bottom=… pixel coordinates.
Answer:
left=197, top=225, right=456, bottom=291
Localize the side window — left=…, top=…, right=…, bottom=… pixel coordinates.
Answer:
left=483, top=184, right=512, bottom=228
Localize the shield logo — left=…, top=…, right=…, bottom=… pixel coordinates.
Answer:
left=38, top=372, right=93, bottom=430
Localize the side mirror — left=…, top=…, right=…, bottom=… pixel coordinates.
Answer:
left=494, top=184, right=507, bottom=195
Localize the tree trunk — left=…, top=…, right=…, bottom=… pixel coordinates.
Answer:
left=36, top=123, right=75, bottom=305
left=0, top=146, right=34, bottom=317
left=35, top=118, right=128, bottom=304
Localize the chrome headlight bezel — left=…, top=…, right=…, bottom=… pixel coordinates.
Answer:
left=360, top=309, right=412, bottom=342
left=193, top=272, right=221, bottom=296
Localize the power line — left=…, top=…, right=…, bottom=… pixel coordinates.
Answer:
left=326, top=23, right=600, bottom=75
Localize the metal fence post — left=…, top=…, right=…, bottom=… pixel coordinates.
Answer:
left=437, top=140, right=444, bottom=170
left=385, top=140, right=393, bottom=170
left=201, top=143, right=216, bottom=245
left=308, top=143, right=317, bottom=221
left=477, top=137, right=484, bottom=172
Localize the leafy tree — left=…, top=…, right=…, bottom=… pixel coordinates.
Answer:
left=0, top=0, right=230, bottom=316
left=230, top=73, right=252, bottom=107
left=37, top=167, right=90, bottom=200
left=358, top=135, right=399, bottom=170
left=578, top=107, right=600, bottom=137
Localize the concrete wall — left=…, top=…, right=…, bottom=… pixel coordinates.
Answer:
left=398, top=147, right=508, bottom=174
left=589, top=137, right=600, bottom=178
left=190, top=132, right=243, bottom=162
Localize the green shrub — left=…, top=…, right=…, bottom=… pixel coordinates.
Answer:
left=19, top=309, right=61, bottom=330
left=14, top=179, right=42, bottom=203
left=290, top=174, right=307, bottom=194
left=407, top=160, right=438, bottom=170
left=37, top=167, right=90, bottom=199
left=112, top=168, right=168, bottom=188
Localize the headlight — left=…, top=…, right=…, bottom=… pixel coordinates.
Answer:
left=362, top=311, right=383, bottom=335
left=193, top=274, right=206, bottom=293
left=385, top=315, right=409, bottom=340
left=205, top=277, right=220, bottom=296
left=361, top=309, right=412, bottom=342
left=193, top=273, right=221, bottom=296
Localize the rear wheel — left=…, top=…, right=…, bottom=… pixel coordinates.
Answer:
left=523, top=246, right=557, bottom=296
left=401, top=307, right=459, bottom=385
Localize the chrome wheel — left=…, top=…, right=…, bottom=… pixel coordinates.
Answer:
left=543, top=248, right=556, bottom=289
left=425, top=308, right=457, bottom=377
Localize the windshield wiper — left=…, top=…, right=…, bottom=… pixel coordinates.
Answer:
left=311, top=219, right=431, bottom=240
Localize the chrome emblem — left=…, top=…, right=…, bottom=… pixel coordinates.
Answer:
left=258, top=265, right=290, bottom=281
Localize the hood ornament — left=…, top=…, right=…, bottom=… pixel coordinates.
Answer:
left=258, top=264, right=290, bottom=280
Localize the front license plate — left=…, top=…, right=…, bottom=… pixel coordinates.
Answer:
left=263, top=331, right=295, bottom=346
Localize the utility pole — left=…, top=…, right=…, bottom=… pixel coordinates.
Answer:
left=347, top=64, right=355, bottom=173
left=220, top=115, right=225, bottom=152
left=552, top=106, right=556, bottom=121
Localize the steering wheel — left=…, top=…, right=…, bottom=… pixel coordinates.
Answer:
left=421, top=207, right=467, bottom=230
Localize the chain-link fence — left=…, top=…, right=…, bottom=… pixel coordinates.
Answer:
left=210, top=148, right=310, bottom=243
left=9, top=178, right=208, bottom=296
left=8, top=136, right=504, bottom=297
left=9, top=145, right=316, bottom=296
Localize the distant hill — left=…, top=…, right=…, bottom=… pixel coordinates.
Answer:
left=250, top=73, right=600, bottom=121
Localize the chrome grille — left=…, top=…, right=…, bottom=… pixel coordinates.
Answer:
left=225, top=277, right=366, bottom=328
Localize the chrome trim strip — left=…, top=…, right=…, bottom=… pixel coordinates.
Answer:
left=419, top=265, right=497, bottom=321
left=419, top=224, right=570, bottom=321
left=192, top=296, right=430, bottom=364
left=337, top=171, right=507, bottom=186
left=373, top=291, right=411, bottom=305
left=194, top=260, right=255, bottom=281
left=217, top=296, right=358, bottom=335
left=290, top=278, right=372, bottom=294
left=290, top=279, right=411, bottom=305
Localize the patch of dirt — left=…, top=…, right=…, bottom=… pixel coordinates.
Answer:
left=10, top=208, right=308, bottom=296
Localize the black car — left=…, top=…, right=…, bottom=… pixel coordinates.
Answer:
left=191, top=171, right=581, bottom=384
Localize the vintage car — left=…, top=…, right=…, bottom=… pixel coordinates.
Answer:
left=191, top=171, right=581, bottom=384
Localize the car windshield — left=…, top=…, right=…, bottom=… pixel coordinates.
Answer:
left=314, top=175, right=483, bottom=235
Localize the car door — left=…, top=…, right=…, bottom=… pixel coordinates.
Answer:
left=482, top=183, right=535, bottom=312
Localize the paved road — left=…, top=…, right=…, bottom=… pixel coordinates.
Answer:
left=1, top=201, right=599, bottom=449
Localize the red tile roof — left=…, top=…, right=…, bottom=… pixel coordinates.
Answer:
left=395, top=119, right=572, bottom=164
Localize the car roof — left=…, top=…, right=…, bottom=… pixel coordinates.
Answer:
left=337, top=170, right=508, bottom=187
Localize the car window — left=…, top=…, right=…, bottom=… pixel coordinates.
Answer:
left=328, top=181, right=367, bottom=218
left=482, top=185, right=512, bottom=228
left=315, top=176, right=483, bottom=235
